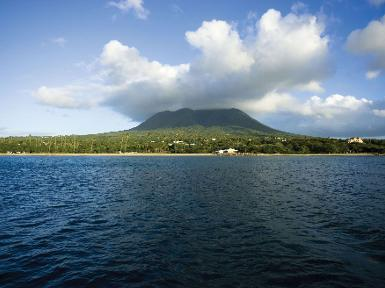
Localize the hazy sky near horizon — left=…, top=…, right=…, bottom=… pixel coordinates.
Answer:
left=1, top=0, right=385, bottom=137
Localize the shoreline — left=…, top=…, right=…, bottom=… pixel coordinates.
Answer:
left=0, top=153, right=383, bottom=157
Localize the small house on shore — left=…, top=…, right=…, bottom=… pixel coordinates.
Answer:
left=347, top=137, right=364, bottom=144
left=216, top=148, right=238, bottom=155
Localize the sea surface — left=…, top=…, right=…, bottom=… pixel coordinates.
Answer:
left=0, top=156, right=384, bottom=287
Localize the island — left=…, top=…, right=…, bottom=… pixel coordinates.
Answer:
left=1, top=108, right=384, bottom=155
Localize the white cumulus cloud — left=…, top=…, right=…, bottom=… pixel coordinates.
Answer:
left=302, top=94, right=372, bottom=118
left=294, top=81, right=324, bottom=93
left=239, top=93, right=372, bottom=119
left=185, top=20, right=254, bottom=75
left=36, top=9, right=330, bottom=122
left=366, top=70, right=381, bottom=79
left=36, top=86, right=84, bottom=108
left=108, top=0, right=149, bottom=19
left=256, top=94, right=384, bottom=137
left=238, top=92, right=302, bottom=114
left=35, top=85, right=104, bottom=109
left=347, top=15, right=385, bottom=76
left=373, top=109, right=385, bottom=117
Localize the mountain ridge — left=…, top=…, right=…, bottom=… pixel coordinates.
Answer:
left=131, top=108, right=283, bottom=134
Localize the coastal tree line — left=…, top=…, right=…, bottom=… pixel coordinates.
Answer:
left=1, top=128, right=385, bottom=154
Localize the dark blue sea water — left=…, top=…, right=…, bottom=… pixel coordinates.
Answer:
left=0, top=156, right=384, bottom=287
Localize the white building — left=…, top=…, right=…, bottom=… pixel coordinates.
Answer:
left=216, top=148, right=238, bottom=155
left=347, top=137, right=364, bottom=144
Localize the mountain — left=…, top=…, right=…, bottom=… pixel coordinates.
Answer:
left=131, top=108, right=283, bottom=134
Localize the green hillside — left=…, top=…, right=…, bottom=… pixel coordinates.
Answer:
left=1, top=127, right=385, bottom=154
left=131, top=108, right=283, bottom=134
left=1, top=108, right=385, bottom=154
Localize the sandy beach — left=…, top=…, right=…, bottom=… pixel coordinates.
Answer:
left=0, top=152, right=382, bottom=157
left=0, top=153, right=214, bottom=157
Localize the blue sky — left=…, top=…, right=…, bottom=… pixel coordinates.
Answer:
left=1, top=0, right=385, bottom=137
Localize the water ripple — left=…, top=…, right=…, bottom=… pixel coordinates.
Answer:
left=0, top=156, right=384, bottom=287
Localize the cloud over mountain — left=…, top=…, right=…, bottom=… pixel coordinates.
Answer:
left=36, top=9, right=331, bottom=120
left=33, top=9, right=385, bottom=136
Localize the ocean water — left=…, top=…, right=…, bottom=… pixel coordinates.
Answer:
left=0, top=156, right=384, bottom=287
